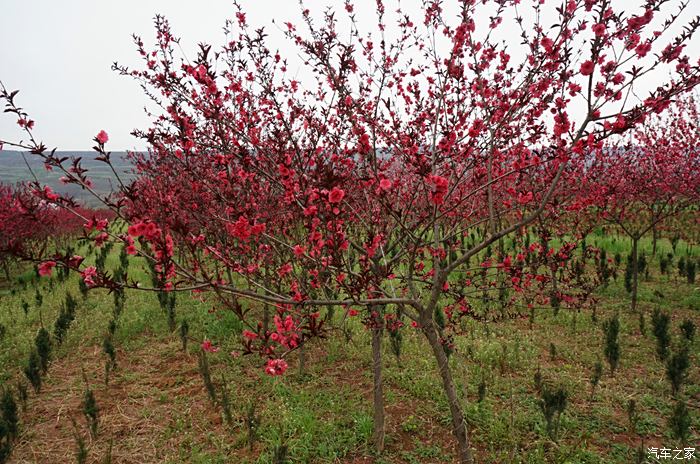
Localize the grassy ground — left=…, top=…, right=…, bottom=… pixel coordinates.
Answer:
left=0, top=236, right=698, bottom=463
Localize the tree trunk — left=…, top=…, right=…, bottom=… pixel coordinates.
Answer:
left=538, top=228, right=560, bottom=316
left=263, top=303, right=270, bottom=335
left=371, top=324, right=385, bottom=453
left=550, top=267, right=560, bottom=316
left=298, top=342, right=306, bottom=377
left=262, top=273, right=271, bottom=336
left=631, top=237, right=639, bottom=312
left=423, top=322, right=473, bottom=464
left=652, top=225, right=658, bottom=256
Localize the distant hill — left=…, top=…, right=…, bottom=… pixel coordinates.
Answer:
left=0, top=150, right=135, bottom=207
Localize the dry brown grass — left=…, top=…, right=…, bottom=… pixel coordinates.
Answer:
left=9, top=339, right=228, bottom=464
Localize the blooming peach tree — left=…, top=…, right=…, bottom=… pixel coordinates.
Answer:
left=3, top=0, right=700, bottom=461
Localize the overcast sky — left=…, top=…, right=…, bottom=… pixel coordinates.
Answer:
left=1, top=0, right=698, bottom=150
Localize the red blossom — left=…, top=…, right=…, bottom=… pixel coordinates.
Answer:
left=95, top=130, right=109, bottom=144
left=242, top=330, right=258, bottom=340
left=38, top=261, right=56, bottom=277
left=201, top=339, right=220, bottom=353
left=635, top=41, right=652, bottom=58
left=426, top=175, right=449, bottom=205
left=43, top=186, right=59, bottom=201
left=265, top=358, right=288, bottom=376
left=580, top=60, right=595, bottom=76
left=328, top=187, right=345, bottom=204
left=81, top=266, right=98, bottom=287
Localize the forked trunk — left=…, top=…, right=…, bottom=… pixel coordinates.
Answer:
left=298, top=342, right=306, bottom=377
left=371, top=325, right=385, bottom=453
left=631, top=237, right=639, bottom=312
left=423, top=322, right=473, bottom=464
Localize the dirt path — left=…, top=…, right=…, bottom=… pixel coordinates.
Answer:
left=8, top=334, right=459, bottom=464
left=9, top=339, right=226, bottom=464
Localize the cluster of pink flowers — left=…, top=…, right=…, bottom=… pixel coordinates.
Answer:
left=265, top=358, right=288, bottom=376
left=201, top=339, right=219, bottom=353
left=328, top=187, right=345, bottom=204
left=83, top=217, right=109, bottom=231
left=426, top=175, right=449, bottom=205
left=127, top=221, right=162, bottom=241
left=270, top=314, right=300, bottom=349
left=95, top=130, right=109, bottom=144
left=81, top=266, right=98, bottom=287
left=38, top=261, right=56, bottom=277
left=226, top=216, right=266, bottom=242
left=42, top=186, right=59, bottom=201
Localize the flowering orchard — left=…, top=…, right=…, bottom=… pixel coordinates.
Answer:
left=2, top=1, right=700, bottom=462
left=0, top=183, right=113, bottom=280
left=583, top=97, right=700, bottom=311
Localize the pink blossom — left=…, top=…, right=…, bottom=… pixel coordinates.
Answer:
left=303, top=205, right=318, bottom=216
left=242, top=330, right=258, bottom=340
left=68, top=255, right=84, bottom=268
left=517, top=191, right=533, bottom=205
left=580, top=60, right=594, bottom=76
left=82, top=266, right=98, bottom=287
left=201, top=339, right=220, bottom=353
left=427, top=175, right=449, bottom=205
left=43, top=186, right=59, bottom=201
left=38, top=261, right=56, bottom=277
left=328, top=187, right=345, bottom=204
left=96, top=130, right=109, bottom=144
left=591, top=23, right=606, bottom=37
left=227, top=216, right=252, bottom=241
left=265, top=358, right=288, bottom=376
left=635, top=41, right=652, bottom=58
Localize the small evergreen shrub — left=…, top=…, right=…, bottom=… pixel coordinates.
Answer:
left=668, top=400, right=691, bottom=444
left=651, top=308, right=671, bottom=361
left=679, top=319, right=695, bottom=342
left=15, top=382, right=28, bottom=412
left=538, top=384, right=567, bottom=441
left=246, top=402, right=259, bottom=451
left=70, top=418, right=88, bottom=464
left=34, top=328, right=52, bottom=374
left=666, top=347, right=689, bottom=396
left=197, top=350, right=217, bottom=404
left=24, top=350, right=42, bottom=393
left=82, top=388, right=99, bottom=438
left=1, top=390, right=19, bottom=440
left=686, top=260, right=696, bottom=284
left=179, top=320, right=189, bottom=352
left=602, top=315, right=620, bottom=375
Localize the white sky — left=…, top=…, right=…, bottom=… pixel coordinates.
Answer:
left=1, top=0, right=698, bottom=150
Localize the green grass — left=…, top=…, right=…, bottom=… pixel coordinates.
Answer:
left=0, top=233, right=698, bottom=463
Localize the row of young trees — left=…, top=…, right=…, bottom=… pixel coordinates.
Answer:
left=2, top=1, right=700, bottom=462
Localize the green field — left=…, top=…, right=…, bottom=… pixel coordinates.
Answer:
left=0, top=233, right=698, bottom=463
